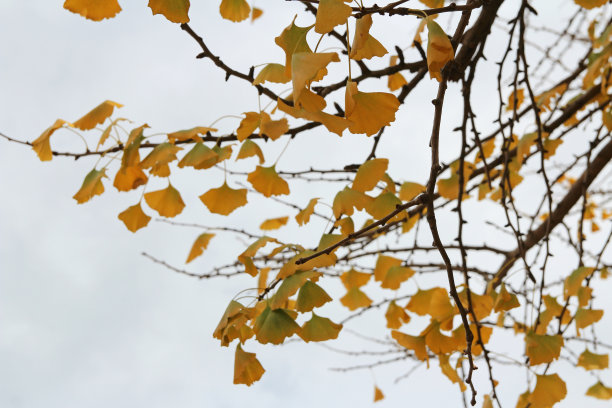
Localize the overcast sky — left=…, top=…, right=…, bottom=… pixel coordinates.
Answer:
left=1, top=1, right=611, bottom=408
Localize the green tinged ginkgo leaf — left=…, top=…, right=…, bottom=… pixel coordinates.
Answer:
left=528, top=374, right=567, bottom=408
left=525, top=332, right=563, bottom=365
left=350, top=14, right=387, bottom=60
left=275, top=16, right=313, bottom=77
left=236, top=139, right=265, bottom=164
left=73, top=168, right=107, bottom=204
left=148, top=0, right=190, bottom=23
left=269, top=270, right=320, bottom=310
left=426, top=18, right=454, bottom=81
left=586, top=381, right=612, bottom=400
left=253, top=304, right=300, bottom=344
left=340, top=268, right=371, bottom=289
left=299, top=312, right=342, bottom=342
left=577, top=349, right=609, bottom=370
left=296, top=280, right=332, bottom=312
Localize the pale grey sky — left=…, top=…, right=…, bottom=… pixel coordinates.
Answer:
left=1, top=1, right=611, bottom=408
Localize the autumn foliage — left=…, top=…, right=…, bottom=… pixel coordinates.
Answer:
left=7, top=0, right=612, bottom=406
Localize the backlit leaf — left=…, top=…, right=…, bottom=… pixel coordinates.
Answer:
left=220, top=0, right=250, bottom=22
left=493, top=284, right=520, bottom=312
left=277, top=99, right=349, bottom=136
left=260, top=216, right=289, bottom=230
left=315, top=0, right=352, bottom=34
left=381, top=265, right=414, bottom=290
left=340, top=268, right=371, bottom=289
left=250, top=7, right=263, bottom=22
left=148, top=0, right=189, bottom=23
left=300, top=312, right=342, bottom=342
left=574, top=0, right=608, bottom=9
left=178, top=143, right=218, bottom=170
left=352, top=158, right=389, bottom=192
left=506, top=88, right=525, bottom=112
left=350, top=15, right=387, bottom=60
left=367, top=192, right=402, bottom=220
left=292, top=52, right=339, bottom=106
left=72, top=100, right=123, bottom=130
left=340, top=287, right=372, bottom=310
left=186, top=233, right=215, bottom=263
left=439, top=353, right=466, bottom=391
left=406, top=287, right=455, bottom=322
left=237, top=139, right=265, bottom=164
left=248, top=165, right=290, bottom=197
left=374, top=386, right=385, bottom=402
left=575, top=308, right=603, bottom=334
left=345, top=81, right=400, bottom=136
left=144, top=183, right=185, bottom=217
left=423, top=321, right=460, bottom=354
left=253, top=63, right=290, bottom=85
left=399, top=181, right=426, bottom=201
left=167, top=126, right=216, bottom=143
left=73, top=168, right=107, bottom=204
left=259, top=115, right=289, bottom=140
left=269, top=270, right=319, bottom=310
left=32, top=119, right=70, bottom=161
left=332, top=187, right=373, bottom=218
left=199, top=183, right=247, bottom=216
left=275, top=17, right=313, bottom=77
left=117, top=202, right=151, bottom=233
left=525, top=332, right=563, bottom=365
left=391, top=330, right=428, bottom=361
left=234, top=344, right=265, bottom=386
left=586, top=381, right=612, bottom=400
left=385, top=300, right=410, bottom=329
left=388, top=56, right=407, bottom=91
left=253, top=304, right=300, bottom=344
left=564, top=266, right=594, bottom=299
left=426, top=18, right=454, bottom=81
left=295, top=198, right=318, bottom=226
left=296, top=280, right=332, bottom=312
left=63, top=0, right=121, bottom=21
left=373, top=255, right=402, bottom=282
left=528, top=374, right=566, bottom=408
left=577, top=349, right=609, bottom=370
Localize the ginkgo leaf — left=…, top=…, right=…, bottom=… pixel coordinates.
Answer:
left=438, top=354, right=466, bottom=391
left=140, top=142, right=182, bottom=176
left=114, top=165, right=148, bottom=192
left=251, top=7, right=263, bottom=22
left=295, top=198, right=318, bottom=226
left=525, top=332, right=563, bottom=365
left=575, top=308, right=603, bottom=334
left=248, top=165, right=290, bottom=197
left=117, top=202, right=151, bottom=232
left=236, top=112, right=261, bottom=142
left=577, top=349, right=609, bottom=370
left=186, top=233, right=215, bottom=263
left=564, top=266, right=594, bottom=299
left=381, top=266, right=414, bottom=290
left=426, top=18, right=454, bottom=81
left=167, top=126, right=216, bottom=143
left=260, top=216, right=289, bottom=230
left=350, top=15, right=387, bottom=60
left=292, top=52, right=339, bottom=106
left=125, top=124, right=150, bottom=147
left=406, top=287, right=455, bottom=322
left=577, top=286, right=593, bottom=307
left=32, top=119, right=70, bottom=161
left=345, top=81, right=400, bottom=136
left=213, top=300, right=244, bottom=339
left=352, top=158, right=389, bottom=192
left=259, top=115, right=289, bottom=140
left=475, top=138, right=496, bottom=163
left=148, top=0, right=190, bottom=23
left=275, top=16, right=313, bottom=77
left=458, top=290, right=493, bottom=320
left=220, top=0, right=250, bottom=22
left=72, top=100, right=123, bottom=130
left=493, top=284, right=520, bottom=312
left=234, top=344, right=265, bottom=386
left=482, top=395, right=493, bottom=408
left=506, top=88, right=525, bottom=112
left=373, top=255, right=402, bottom=282
left=199, top=183, right=247, bottom=216
left=315, top=0, right=352, bottom=34
left=144, top=183, right=185, bottom=217
left=388, top=56, right=407, bottom=91
left=335, top=217, right=355, bottom=236
left=253, top=304, right=300, bottom=344
left=236, top=139, right=265, bottom=164
left=296, top=280, right=332, bottom=312
left=340, top=268, right=371, bottom=289
left=340, top=287, right=372, bottom=310
left=332, top=187, right=373, bottom=218
left=367, top=192, right=402, bottom=220
left=586, top=382, right=612, bottom=400
left=528, top=374, right=567, bottom=408
left=374, top=385, right=385, bottom=402
left=574, top=0, right=608, bottom=9
left=178, top=143, right=219, bottom=170
left=63, top=0, right=121, bottom=21
left=422, top=321, right=461, bottom=354
left=277, top=99, right=349, bottom=136
left=253, top=63, right=290, bottom=85
left=391, top=330, right=428, bottom=361
left=73, top=168, right=107, bottom=204
left=385, top=300, right=410, bottom=329
left=399, top=181, right=426, bottom=201
left=269, top=270, right=320, bottom=309
left=299, top=312, right=342, bottom=342
left=453, top=324, right=492, bottom=356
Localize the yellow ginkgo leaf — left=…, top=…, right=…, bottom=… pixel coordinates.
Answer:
left=345, top=81, right=400, bottom=136
left=332, top=187, right=373, bottom=218
left=340, top=287, right=372, bottom=310
left=458, top=290, right=493, bottom=320
left=406, top=287, right=455, bottom=322
left=63, top=0, right=121, bottom=21
left=439, top=353, right=466, bottom=391
left=575, top=308, right=604, bottom=334
left=387, top=55, right=407, bottom=91
left=148, top=0, right=189, bottom=23
left=525, top=332, right=563, bottom=366
left=117, top=202, right=151, bottom=233
left=586, top=381, right=612, bottom=400
left=253, top=304, right=300, bottom=344
left=422, top=321, right=460, bottom=354
left=260, top=216, right=289, bottom=230
left=234, top=344, right=265, bottom=386
left=299, top=312, right=342, bottom=342
left=178, top=143, right=219, bottom=170
left=236, top=112, right=261, bottom=142
left=32, top=119, right=70, bottom=162
left=213, top=300, right=244, bottom=340
left=144, top=183, right=185, bottom=217
left=367, top=192, right=402, bottom=220
left=350, top=15, right=387, bottom=60
left=72, top=100, right=123, bottom=130
left=574, top=0, right=608, bottom=9
left=391, top=330, right=428, bottom=361
left=199, top=183, right=247, bottom=216
left=250, top=7, right=263, bottom=22
left=291, top=52, right=339, bottom=105
left=73, top=168, right=107, bottom=204
left=275, top=17, right=313, bottom=78
left=315, top=0, right=352, bottom=34
left=528, top=374, right=567, bottom=408
left=352, top=158, right=389, bottom=192
left=335, top=216, right=355, bottom=236
left=475, top=138, right=496, bottom=163
left=186, top=233, right=215, bottom=263
left=237, top=139, right=264, bottom=164
left=399, top=181, right=426, bottom=201
left=220, top=0, right=250, bottom=22
left=167, top=126, right=216, bottom=143
left=295, top=198, right=318, bottom=226
left=385, top=300, right=410, bottom=329
left=296, top=280, right=332, bottom=312
left=374, top=385, right=385, bottom=402
left=381, top=265, right=414, bottom=290
left=269, top=270, right=320, bottom=310
left=493, top=284, right=520, bottom=312
left=253, top=63, right=290, bottom=85
left=506, top=88, right=525, bottom=112
left=426, top=18, right=454, bottom=81
left=141, top=142, right=182, bottom=176
left=577, top=349, right=609, bottom=370
left=248, top=165, right=290, bottom=197
left=373, top=255, right=402, bottom=282
left=277, top=99, right=349, bottom=136
left=259, top=115, right=289, bottom=140
left=564, top=266, right=594, bottom=299
left=114, top=165, right=148, bottom=192
left=340, top=268, right=371, bottom=289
